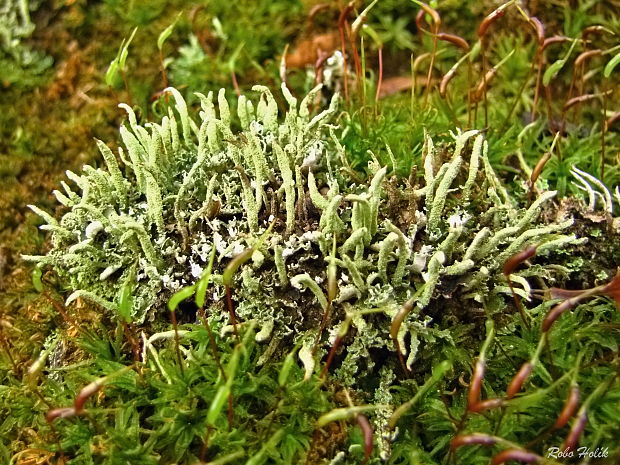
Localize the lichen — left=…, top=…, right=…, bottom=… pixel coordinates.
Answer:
left=25, top=85, right=581, bottom=384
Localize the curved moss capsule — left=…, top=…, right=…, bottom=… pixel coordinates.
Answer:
left=477, top=4, right=507, bottom=38
left=157, top=14, right=180, bottom=51
left=222, top=220, right=276, bottom=287
left=167, top=285, right=196, bottom=312
left=491, top=448, right=540, bottom=465
left=542, top=298, right=577, bottom=332
left=561, top=409, right=588, bottom=452
left=503, top=245, right=537, bottom=276
left=529, top=153, right=552, bottom=189
left=74, top=365, right=133, bottom=413
left=506, top=362, right=533, bottom=399
left=436, top=33, right=469, bottom=51
left=390, top=297, right=416, bottom=341
left=414, top=1, right=441, bottom=30
left=467, top=358, right=486, bottom=410
left=46, top=407, right=76, bottom=423
left=74, top=377, right=107, bottom=413
left=451, top=433, right=498, bottom=449
left=529, top=16, right=545, bottom=45
left=471, top=397, right=504, bottom=413
left=553, top=385, right=580, bottom=429
left=543, top=59, right=567, bottom=86
left=222, top=248, right=254, bottom=287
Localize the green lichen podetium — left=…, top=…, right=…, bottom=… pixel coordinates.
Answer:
left=24, top=85, right=581, bottom=379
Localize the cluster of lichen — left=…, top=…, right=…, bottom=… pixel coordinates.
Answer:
left=25, top=85, right=582, bottom=392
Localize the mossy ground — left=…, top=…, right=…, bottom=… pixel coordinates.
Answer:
left=1, top=1, right=619, bottom=464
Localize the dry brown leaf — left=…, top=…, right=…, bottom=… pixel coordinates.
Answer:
left=378, top=75, right=433, bottom=99
left=285, top=32, right=340, bottom=68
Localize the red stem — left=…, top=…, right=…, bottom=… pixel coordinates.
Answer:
left=225, top=286, right=240, bottom=339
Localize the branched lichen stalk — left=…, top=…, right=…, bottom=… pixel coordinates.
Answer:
left=274, top=142, right=296, bottom=233
left=291, top=273, right=328, bottom=311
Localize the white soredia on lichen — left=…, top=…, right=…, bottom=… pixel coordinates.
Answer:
left=25, top=86, right=581, bottom=383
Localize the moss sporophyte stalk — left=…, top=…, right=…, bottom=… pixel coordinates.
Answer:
left=24, top=84, right=582, bottom=385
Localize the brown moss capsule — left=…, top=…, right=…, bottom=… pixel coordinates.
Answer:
left=574, top=49, right=602, bottom=67
left=439, top=68, right=457, bottom=98
left=503, top=245, right=537, bottom=276
left=451, top=433, right=498, bottom=449
left=74, top=377, right=108, bottom=413
left=478, top=3, right=510, bottom=38
left=542, top=298, right=578, bottom=332
left=561, top=409, right=588, bottom=452
left=321, top=335, right=342, bottom=378
left=415, top=9, right=427, bottom=33
left=390, top=297, right=415, bottom=375
left=530, top=152, right=552, bottom=191
left=356, top=414, right=373, bottom=465
left=471, top=397, right=504, bottom=412
left=436, top=33, right=469, bottom=51
left=415, top=3, right=441, bottom=33
left=581, top=25, right=615, bottom=40
left=491, top=448, right=541, bottom=465
left=529, top=17, right=545, bottom=45
left=541, top=35, right=569, bottom=52
left=473, top=67, right=500, bottom=102
left=506, top=362, right=533, bottom=399
left=467, top=359, right=485, bottom=410
left=600, top=270, right=620, bottom=306
left=606, top=111, right=620, bottom=130
left=553, top=385, right=580, bottom=429
left=390, top=298, right=415, bottom=341
left=46, top=407, right=76, bottom=423
left=563, top=92, right=610, bottom=112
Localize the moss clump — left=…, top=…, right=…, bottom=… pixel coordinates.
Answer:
left=25, top=85, right=582, bottom=388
